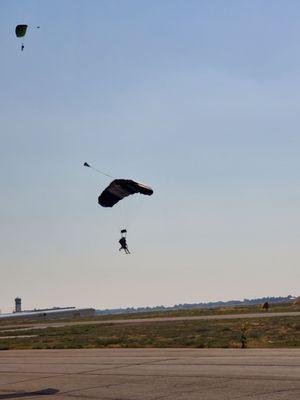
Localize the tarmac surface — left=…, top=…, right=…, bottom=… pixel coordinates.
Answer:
left=1, top=311, right=300, bottom=333
left=0, top=348, right=299, bottom=399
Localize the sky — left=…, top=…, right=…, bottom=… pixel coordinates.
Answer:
left=1, top=0, right=300, bottom=313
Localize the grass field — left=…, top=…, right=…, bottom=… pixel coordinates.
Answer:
left=0, top=305, right=299, bottom=350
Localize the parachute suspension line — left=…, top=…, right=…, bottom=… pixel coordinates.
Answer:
left=83, top=162, right=116, bottom=179
left=118, top=191, right=127, bottom=233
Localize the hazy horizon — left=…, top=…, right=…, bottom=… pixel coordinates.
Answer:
left=1, top=1, right=300, bottom=313
left=2, top=293, right=296, bottom=315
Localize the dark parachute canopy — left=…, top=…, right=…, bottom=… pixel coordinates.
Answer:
left=98, top=179, right=153, bottom=208
left=15, top=24, right=28, bottom=37
left=83, top=162, right=153, bottom=207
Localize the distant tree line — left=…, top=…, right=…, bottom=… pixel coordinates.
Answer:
left=96, top=295, right=295, bottom=315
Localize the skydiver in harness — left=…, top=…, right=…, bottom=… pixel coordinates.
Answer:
left=119, top=229, right=130, bottom=254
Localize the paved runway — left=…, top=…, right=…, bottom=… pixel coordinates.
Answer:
left=0, top=349, right=299, bottom=399
left=2, top=311, right=300, bottom=333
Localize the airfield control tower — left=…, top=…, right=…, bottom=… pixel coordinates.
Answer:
left=15, top=297, right=22, bottom=313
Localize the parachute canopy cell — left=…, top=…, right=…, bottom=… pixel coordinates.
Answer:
left=15, top=25, right=28, bottom=37
left=98, top=179, right=153, bottom=207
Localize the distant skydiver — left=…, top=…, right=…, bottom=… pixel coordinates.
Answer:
left=119, top=236, right=130, bottom=254
left=15, top=24, right=40, bottom=52
left=15, top=25, right=27, bottom=51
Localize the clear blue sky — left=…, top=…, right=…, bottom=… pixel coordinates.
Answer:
left=1, top=1, right=299, bottom=312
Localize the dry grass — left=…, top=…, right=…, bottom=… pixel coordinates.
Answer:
left=0, top=315, right=299, bottom=350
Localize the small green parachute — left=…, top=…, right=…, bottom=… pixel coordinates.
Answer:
left=15, top=25, right=28, bottom=38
